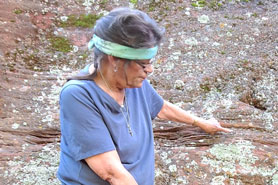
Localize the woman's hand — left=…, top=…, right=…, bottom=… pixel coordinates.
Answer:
left=194, top=117, right=232, bottom=135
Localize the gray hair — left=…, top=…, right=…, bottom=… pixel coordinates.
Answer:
left=69, top=7, right=164, bottom=81
left=93, top=7, right=164, bottom=68
left=94, top=7, right=164, bottom=48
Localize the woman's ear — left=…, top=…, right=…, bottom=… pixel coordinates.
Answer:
left=107, top=55, right=117, bottom=64
left=108, top=55, right=121, bottom=67
left=107, top=55, right=120, bottom=72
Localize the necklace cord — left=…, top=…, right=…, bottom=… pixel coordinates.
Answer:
left=98, top=69, right=133, bottom=136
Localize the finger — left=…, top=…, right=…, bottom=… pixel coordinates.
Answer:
left=218, top=126, right=233, bottom=133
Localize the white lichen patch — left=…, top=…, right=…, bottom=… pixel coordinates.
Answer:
left=169, top=164, right=177, bottom=172
left=60, top=16, right=68, bottom=22
left=200, top=89, right=238, bottom=119
left=155, top=168, right=163, bottom=177
left=83, top=0, right=93, bottom=9
left=184, top=37, right=198, bottom=46
left=249, top=70, right=278, bottom=131
left=168, top=38, right=175, bottom=49
left=201, top=140, right=278, bottom=179
left=202, top=140, right=257, bottom=174
left=198, top=15, right=210, bottom=24
left=253, top=71, right=278, bottom=112
left=163, top=62, right=175, bottom=71
left=176, top=176, right=188, bottom=184
left=12, top=123, right=20, bottom=129
left=211, top=175, right=226, bottom=185
left=174, top=80, right=185, bottom=90
left=185, top=160, right=199, bottom=170
left=73, top=45, right=79, bottom=52
left=171, top=50, right=182, bottom=60
left=272, top=174, right=278, bottom=185
left=4, top=143, right=60, bottom=185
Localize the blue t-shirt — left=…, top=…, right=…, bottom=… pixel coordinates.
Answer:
left=57, top=70, right=163, bottom=184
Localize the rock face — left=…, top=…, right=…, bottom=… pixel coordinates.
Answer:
left=1, top=0, right=278, bottom=184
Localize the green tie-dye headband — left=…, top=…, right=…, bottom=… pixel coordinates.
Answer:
left=88, top=34, right=158, bottom=60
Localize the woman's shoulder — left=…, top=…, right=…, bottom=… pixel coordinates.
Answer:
left=60, top=80, right=94, bottom=97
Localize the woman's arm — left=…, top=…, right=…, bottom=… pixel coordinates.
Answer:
left=157, top=100, right=232, bottom=134
left=85, top=150, right=138, bottom=185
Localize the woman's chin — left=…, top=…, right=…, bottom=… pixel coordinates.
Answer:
left=127, top=80, right=144, bottom=88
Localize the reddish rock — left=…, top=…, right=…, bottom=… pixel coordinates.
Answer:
left=1, top=0, right=278, bottom=184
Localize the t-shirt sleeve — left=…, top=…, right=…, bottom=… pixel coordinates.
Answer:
left=143, top=80, right=164, bottom=120
left=60, top=84, right=115, bottom=161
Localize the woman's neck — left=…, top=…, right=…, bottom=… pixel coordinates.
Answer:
left=94, top=69, right=125, bottom=105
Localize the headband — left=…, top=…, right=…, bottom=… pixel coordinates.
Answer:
left=88, top=34, right=158, bottom=60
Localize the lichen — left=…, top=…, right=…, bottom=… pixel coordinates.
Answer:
left=198, top=15, right=210, bottom=24
left=202, top=140, right=258, bottom=174
left=272, top=174, right=278, bottom=185
left=201, top=140, right=278, bottom=181
left=174, top=80, right=185, bottom=90
left=169, top=164, right=177, bottom=172
left=4, top=143, right=60, bottom=185
left=211, top=175, right=226, bottom=185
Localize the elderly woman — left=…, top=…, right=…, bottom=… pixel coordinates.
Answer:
left=57, top=7, right=231, bottom=185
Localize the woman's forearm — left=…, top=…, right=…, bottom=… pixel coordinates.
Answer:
left=85, top=150, right=138, bottom=185
left=157, top=100, right=232, bottom=134
left=157, top=100, right=197, bottom=125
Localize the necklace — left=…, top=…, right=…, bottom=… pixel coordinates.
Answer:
left=99, top=70, right=133, bottom=136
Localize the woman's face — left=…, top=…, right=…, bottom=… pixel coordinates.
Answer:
left=117, top=59, right=154, bottom=88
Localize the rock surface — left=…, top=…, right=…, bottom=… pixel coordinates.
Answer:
left=0, top=0, right=278, bottom=184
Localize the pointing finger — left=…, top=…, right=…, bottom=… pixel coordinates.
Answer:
left=219, top=127, right=233, bottom=133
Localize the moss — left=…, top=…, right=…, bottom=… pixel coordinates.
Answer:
left=130, top=0, right=138, bottom=4
left=148, top=2, right=159, bottom=11
left=100, top=0, right=108, bottom=5
left=6, top=62, right=16, bottom=72
left=191, top=0, right=254, bottom=9
left=234, top=16, right=245, bottom=20
left=23, top=54, right=38, bottom=62
left=191, top=0, right=207, bottom=8
left=148, top=0, right=175, bottom=12
left=80, top=51, right=90, bottom=60
left=200, top=83, right=211, bottom=92
left=14, top=9, right=23, bottom=14
left=208, top=0, right=224, bottom=10
left=16, top=48, right=25, bottom=55
left=149, top=6, right=155, bottom=11
left=191, top=0, right=226, bottom=10
left=59, top=14, right=102, bottom=28
left=252, top=13, right=258, bottom=17
left=220, top=51, right=226, bottom=55
left=49, top=36, right=72, bottom=53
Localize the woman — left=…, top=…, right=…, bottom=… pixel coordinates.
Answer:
left=57, top=8, right=231, bottom=185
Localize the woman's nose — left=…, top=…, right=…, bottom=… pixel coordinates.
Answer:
left=144, top=64, right=153, bottom=74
